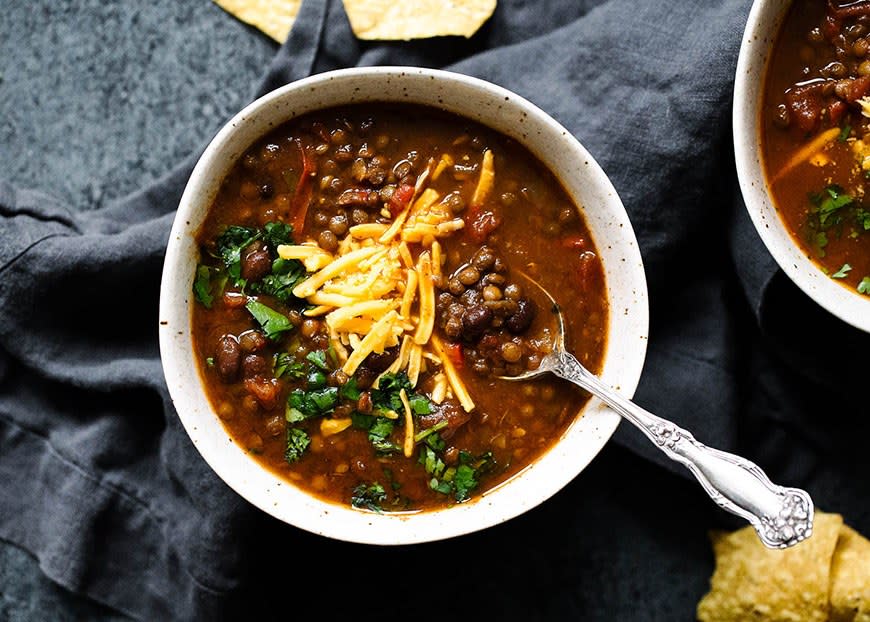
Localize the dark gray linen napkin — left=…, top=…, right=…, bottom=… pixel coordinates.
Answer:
left=2, top=0, right=870, bottom=619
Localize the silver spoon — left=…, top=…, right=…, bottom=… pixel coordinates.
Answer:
left=499, top=274, right=814, bottom=549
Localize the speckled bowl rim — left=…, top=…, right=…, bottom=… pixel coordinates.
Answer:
left=159, top=67, right=649, bottom=544
left=734, top=0, right=870, bottom=333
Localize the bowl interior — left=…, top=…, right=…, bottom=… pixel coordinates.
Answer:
left=159, top=67, right=649, bottom=544
left=734, top=0, right=870, bottom=333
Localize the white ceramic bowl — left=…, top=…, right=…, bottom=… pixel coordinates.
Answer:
left=734, top=0, right=870, bottom=332
left=159, top=67, right=649, bottom=544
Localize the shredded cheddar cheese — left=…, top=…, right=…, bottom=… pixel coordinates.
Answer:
left=288, top=151, right=486, bottom=415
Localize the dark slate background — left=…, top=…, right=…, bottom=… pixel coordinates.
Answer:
left=0, top=1, right=273, bottom=619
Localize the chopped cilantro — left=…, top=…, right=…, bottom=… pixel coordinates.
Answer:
left=245, top=299, right=294, bottom=341
left=274, top=353, right=305, bottom=379
left=193, top=265, right=216, bottom=308
left=306, top=349, right=329, bottom=370
left=285, top=428, right=310, bottom=463
left=216, top=225, right=260, bottom=283
left=205, top=357, right=215, bottom=367
left=262, top=221, right=294, bottom=248
left=832, top=263, right=852, bottom=279
left=371, top=373, right=432, bottom=416
left=351, top=412, right=399, bottom=453
left=815, top=231, right=829, bottom=257
left=419, top=446, right=446, bottom=479
left=453, top=464, right=478, bottom=502
left=856, top=208, right=870, bottom=231
left=287, top=387, right=339, bottom=420
left=256, top=258, right=306, bottom=304
left=813, top=185, right=853, bottom=229
left=306, top=369, right=327, bottom=389
left=838, top=124, right=852, bottom=142
left=339, top=377, right=361, bottom=401
left=424, top=431, right=446, bottom=452
left=351, top=482, right=386, bottom=512
left=212, top=222, right=305, bottom=303
left=414, top=420, right=448, bottom=443
left=859, top=277, right=870, bottom=295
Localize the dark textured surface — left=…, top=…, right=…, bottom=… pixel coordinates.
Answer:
left=0, top=0, right=275, bottom=211
left=0, top=1, right=272, bottom=619
left=2, top=0, right=869, bottom=620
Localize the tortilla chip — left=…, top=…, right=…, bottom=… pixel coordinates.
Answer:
left=212, top=0, right=301, bottom=43
left=830, top=526, right=870, bottom=622
left=341, top=0, right=496, bottom=40
left=697, top=512, right=843, bottom=622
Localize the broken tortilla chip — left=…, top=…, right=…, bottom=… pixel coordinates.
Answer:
left=697, top=512, right=843, bottom=622
left=341, top=0, right=496, bottom=40
left=830, top=525, right=870, bottom=622
left=212, top=0, right=300, bottom=43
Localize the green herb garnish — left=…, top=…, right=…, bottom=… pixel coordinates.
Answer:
left=859, top=277, right=870, bottom=295
left=245, top=299, right=294, bottom=341
left=274, top=353, right=305, bottom=379
left=371, top=372, right=432, bottom=416
left=838, top=124, right=852, bottom=142
left=306, top=349, right=329, bottom=370
left=285, top=428, right=310, bottom=463
left=351, top=482, right=386, bottom=512
left=193, top=265, right=216, bottom=308
left=832, top=263, right=852, bottom=279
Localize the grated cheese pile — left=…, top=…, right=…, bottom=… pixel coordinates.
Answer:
left=277, top=151, right=495, bottom=419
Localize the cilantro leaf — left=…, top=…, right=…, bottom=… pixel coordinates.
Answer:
left=351, top=482, right=386, bottom=512
left=256, top=257, right=306, bottom=304
left=815, top=185, right=853, bottom=229
left=339, top=377, right=361, bottom=401
left=859, top=277, right=870, bottom=295
left=371, top=372, right=432, bottom=416
left=856, top=208, right=870, bottom=231
left=216, top=225, right=260, bottom=282
left=193, top=265, right=215, bottom=308
left=453, top=464, right=478, bottom=502
left=285, top=428, right=310, bottom=463
left=274, top=353, right=305, bottom=379
left=287, top=387, right=339, bottom=419
left=306, top=349, right=329, bottom=371
left=838, top=124, right=852, bottom=142
left=262, top=221, right=294, bottom=248
left=245, top=299, right=294, bottom=341
left=832, top=263, right=852, bottom=279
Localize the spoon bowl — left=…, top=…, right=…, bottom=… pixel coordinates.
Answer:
left=500, top=273, right=815, bottom=549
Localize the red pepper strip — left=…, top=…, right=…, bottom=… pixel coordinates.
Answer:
left=291, top=138, right=315, bottom=235
left=443, top=342, right=464, bottom=369
left=388, top=183, right=415, bottom=217
left=469, top=210, right=502, bottom=243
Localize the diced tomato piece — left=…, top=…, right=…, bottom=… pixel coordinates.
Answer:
left=469, top=210, right=502, bottom=242
left=244, top=377, right=281, bottom=410
left=389, top=183, right=415, bottom=217
left=785, top=83, right=826, bottom=134
left=443, top=342, right=464, bottom=368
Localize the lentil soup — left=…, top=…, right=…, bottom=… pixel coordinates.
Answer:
left=191, top=104, right=608, bottom=512
left=763, top=0, right=870, bottom=295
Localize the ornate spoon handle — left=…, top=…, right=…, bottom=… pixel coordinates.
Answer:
left=546, top=350, right=814, bottom=548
